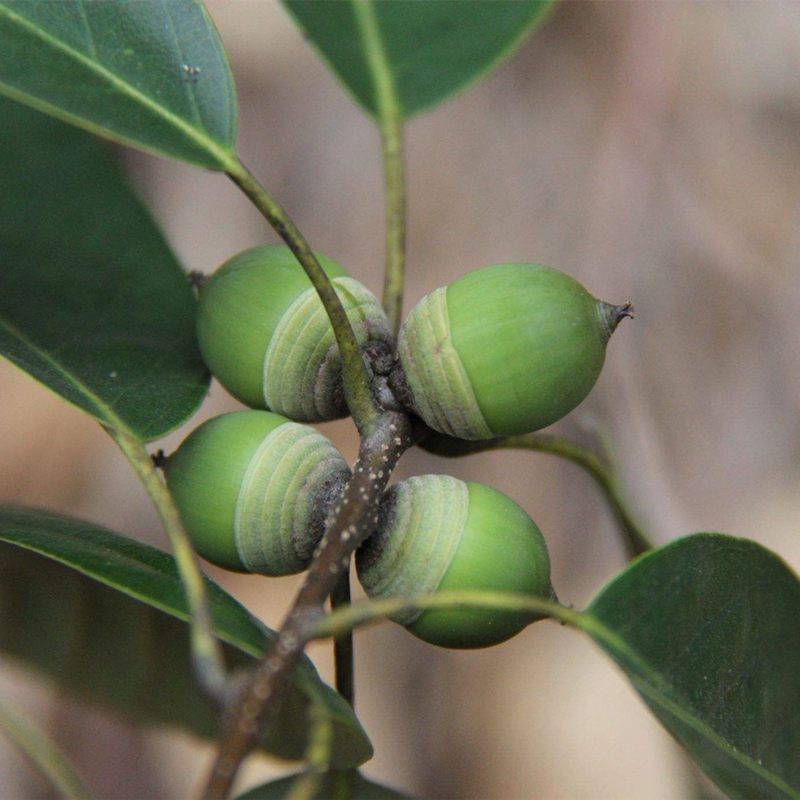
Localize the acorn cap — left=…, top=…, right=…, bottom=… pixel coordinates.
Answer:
left=357, top=475, right=552, bottom=649
left=398, top=263, right=630, bottom=439
left=198, top=246, right=347, bottom=408
left=165, top=410, right=349, bottom=575
left=263, top=276, right=390, bottom=421
left=197, top=245, right=391, bottom=420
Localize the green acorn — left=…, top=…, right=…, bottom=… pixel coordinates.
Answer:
left=164, top=411, right=350, bottom=575
left=356, top=475, right=552, bottom=649
left=197, top=245, right=392, bottom=421
left=395, top=263, right=632, bottom=439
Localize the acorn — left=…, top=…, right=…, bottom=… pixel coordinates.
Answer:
left=356, top=475, right=552, bottom=649
left=197, top=245, right=392, bottom=421
left=164, top=411, right=350, bottom=575
left=394, top=263, right=632, bottom=439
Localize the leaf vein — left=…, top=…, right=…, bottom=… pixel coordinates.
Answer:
left=0, top=2, right=234, bottom=168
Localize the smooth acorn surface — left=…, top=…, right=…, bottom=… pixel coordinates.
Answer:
left=356, top=475, right=552, bottom=649
left=397, top=263, right=631, bottom=439
left=197, top=245, right=391, bottom=421
left=164, top=411, right=349, bottom=575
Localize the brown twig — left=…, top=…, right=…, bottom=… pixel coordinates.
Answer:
left=201, top=411, right=419, bottom=799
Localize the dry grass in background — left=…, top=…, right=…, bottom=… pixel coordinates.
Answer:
left=1, top=2, right=799, bottom=797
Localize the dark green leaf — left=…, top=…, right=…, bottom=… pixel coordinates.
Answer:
left=0, top=0, right=237, bottom=168
left=0, top=97, right=210, bottom=442
left=238, top=772, right=410, bottom=800
left=0, top=506, right=372, bottom=768
left=282, top=0, right=554, bottom=118
left=581, top=533, right=800, bottom=799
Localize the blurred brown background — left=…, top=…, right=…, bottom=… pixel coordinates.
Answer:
left=2, top=1, right=799, bottom=797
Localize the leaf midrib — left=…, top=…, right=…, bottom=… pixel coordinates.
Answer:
left=0, top=528, right=266, bottom=660
left=576, top=612, right=800, bottom=799
left=351, top=0, right=402, bottom=121
left=0, top=312, right=132, bottom=435
left=0, top=2, right=235, bottom=168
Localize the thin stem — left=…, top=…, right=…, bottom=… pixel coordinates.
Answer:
left=329, top=570, right=355, bottom=800
left=202, top=412, right=420, bottom=800
left=0, top=696, right=92, bottom=800
left=226, top=158, right=380, bottom=434
left=286, top=702, right=334, bottom=800
left=352, top=0, right=407, bottom=339
left=425, top=435, right=710, bottom=798
left=311, top=590, right=580, bottom=641
left=422, top=432, right=653, bottom=558
left=379, top=116, right=406, bottom=341
left=331, top=771, right=356, bottom=800
left=507, top=433, right=651, bottom=557
left=110, top=429, right=227, bottom=700
left=330, top=570, right=355, bottom=708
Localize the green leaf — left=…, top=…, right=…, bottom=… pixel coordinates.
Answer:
left=0, top=505, right=373, bottom=768
left=580, top=534, right=800, bottom=799
left=0, top=0, right=237, bottom=169
left=0, top=96, right=210, bottom=442
left=237, top=772, right=410, bottom=800
left=282, top=0, right=554, bottom=118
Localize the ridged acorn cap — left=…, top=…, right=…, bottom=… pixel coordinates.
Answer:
left=164, top=411, right=350, bottom=575
left=397, top=263, right=631, bottom=439
left=356, top=475, right=552, bottom=649
left=197, top=245, right=392, bottom=421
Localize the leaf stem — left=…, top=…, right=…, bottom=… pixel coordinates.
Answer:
left=379, top=117, right=406, bottom=341
left=330, top=570, right=355, bottom=708
left=110, top=429, right=227, bottom=700
left=422, top=432, right=653, bottom=557
left=226, top=158, right=380, bottom=433
left=311, top=590, right=580, bottom=641
left=0, top=696, right=92, bottom=800
left=424, top=434, right=714, bottom=799
left=352, top=0, right=407, bottom=339
left=329, top=570, right=355, bottom=800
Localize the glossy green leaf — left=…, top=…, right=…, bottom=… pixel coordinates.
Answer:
left=580, top=534, right=800, bottom=799
left=238, top=772, right=410, bottom=800
left=282, top=0, right=554, bottom=118
left=0, top=97, right=210, bottom=442
left=0, top=0, right=237, bottom=168
left=0, top=506, right=372, bottom=768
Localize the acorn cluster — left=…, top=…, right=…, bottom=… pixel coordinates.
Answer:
left=166, top=246, right=629, bottom=649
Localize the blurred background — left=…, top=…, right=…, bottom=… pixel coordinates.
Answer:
left=2, top=1, right=800, bottom=797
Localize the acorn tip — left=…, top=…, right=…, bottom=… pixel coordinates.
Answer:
left=188, top=270, right=207, bottom=290
left=614, top=302, right=634, bottom=323
left=599, top=300, right=634, bottom=338
left=151, top=449, right=169, bottom=470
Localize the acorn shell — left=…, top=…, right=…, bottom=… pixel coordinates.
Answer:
left=356, top=475, right=552, bottom=649
left=197, top=245, right=392, bottom=421
left=165, top=411, right=350, bottom=575
left=397, top=263, right=626, bottom=439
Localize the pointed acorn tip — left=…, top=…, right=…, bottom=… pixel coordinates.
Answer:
left=151, top=449, right=169, bottom=470
left=614, top=302, right=634, bottom=323
left=188, top=270, right=207, bottom=291
left=599, top=301, right=634, bottom=338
